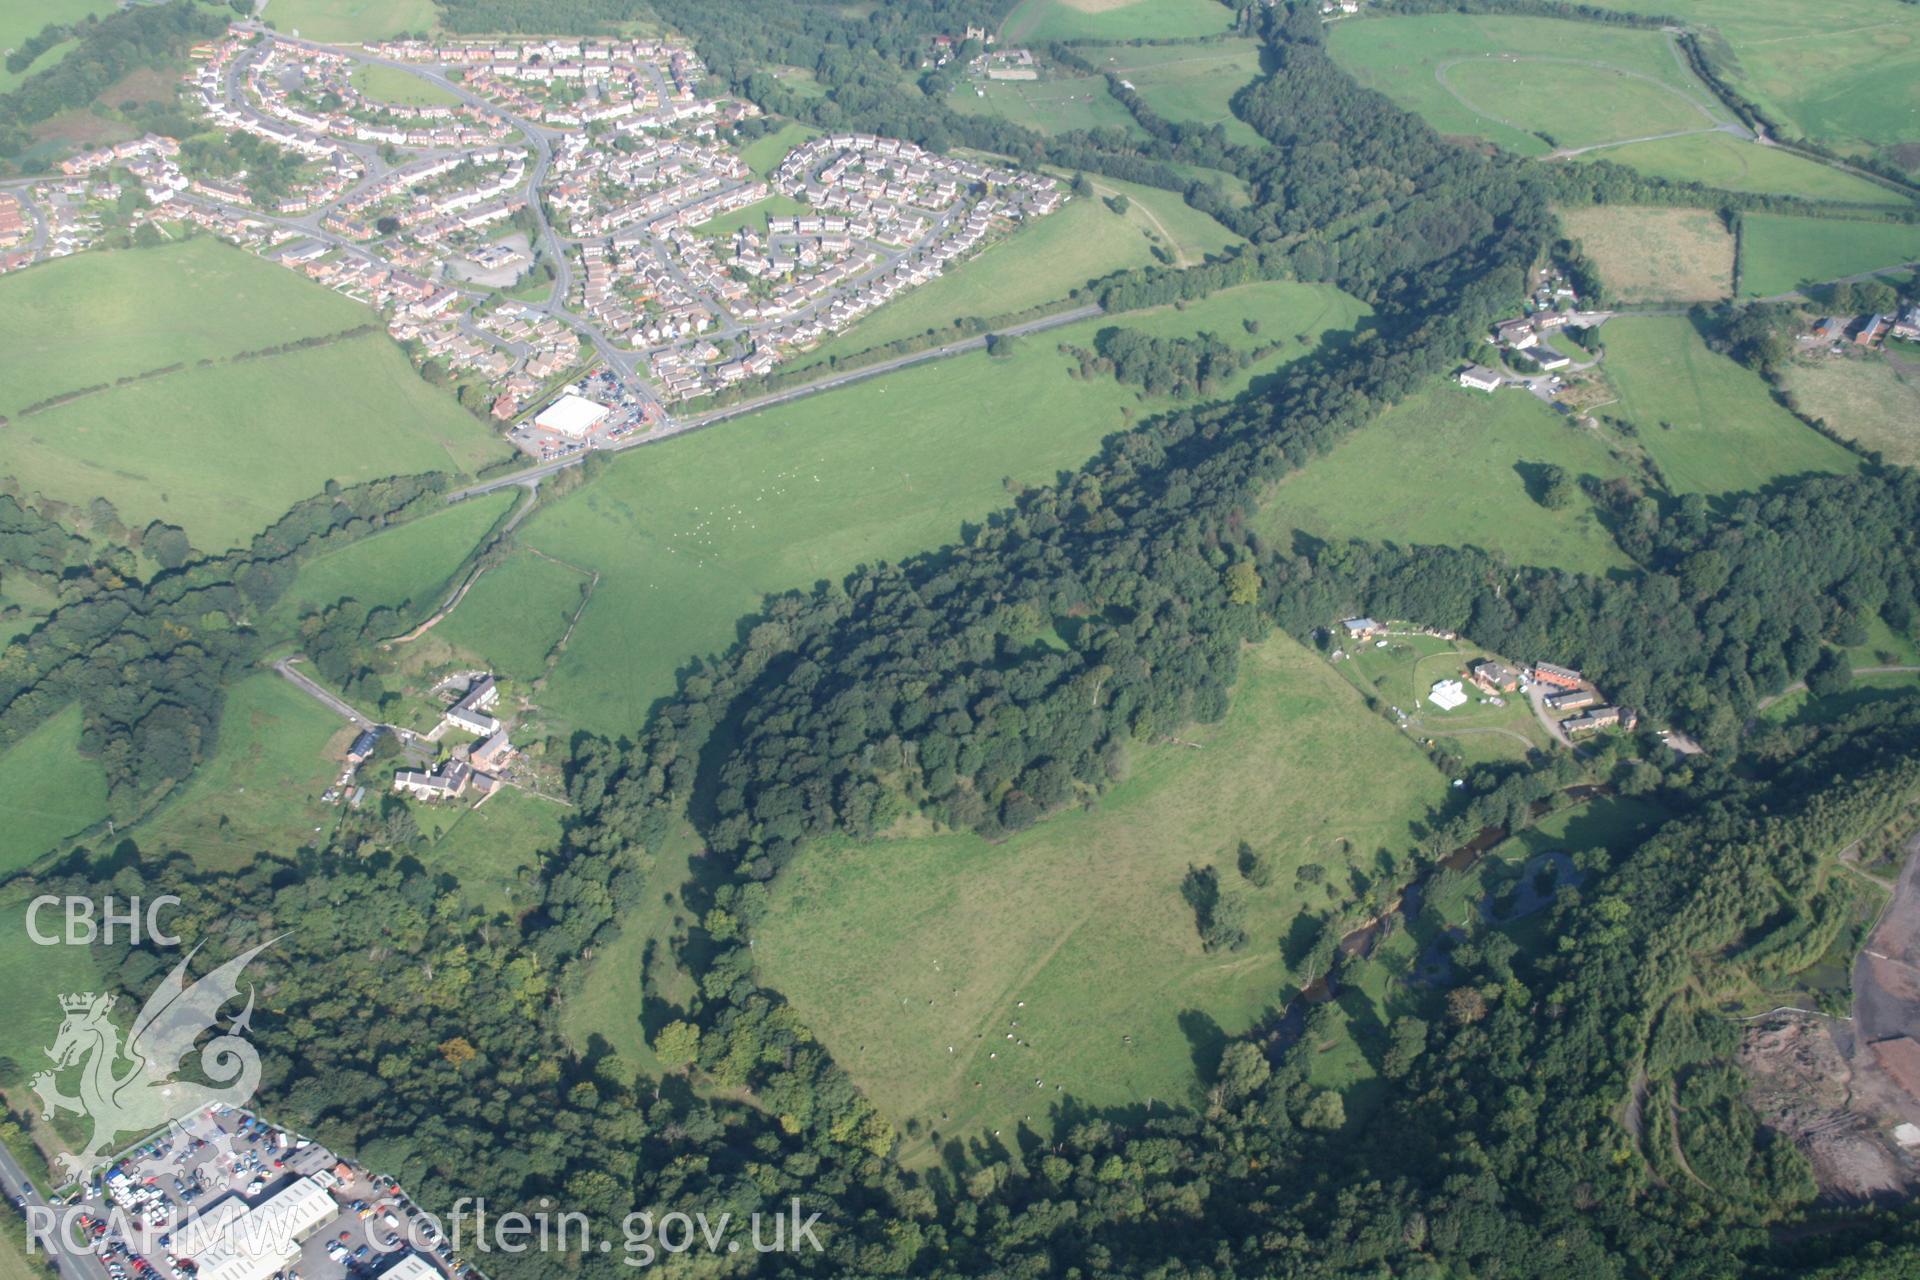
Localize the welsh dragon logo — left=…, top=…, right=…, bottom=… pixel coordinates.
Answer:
left=32, top=941, right=273, bottom=1181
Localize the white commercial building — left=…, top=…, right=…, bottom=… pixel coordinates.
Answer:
left=174, top=1176, right=337, bottom=1280
left=534, top=393, right=611, bottom=438
left=380, top=1255, right=442, bottom=1280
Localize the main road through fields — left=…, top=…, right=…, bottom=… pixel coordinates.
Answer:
left=444, top=302, right=1105, bottom=501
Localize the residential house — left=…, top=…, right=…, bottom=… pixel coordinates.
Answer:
left=394, top=761, right=472, bottom=799
left=1468, top=659, right=1520, bottom=694
left=1495, top=318, right=1538, bottom=349
left=1545, top=688, right=1599, bottom=712
left=346, top=727, right=385, bottom=763
left=1341, top=617, right=1384, bottom=642
left=1892, top=307, right=1920, bottom=342
left=1458, top=365, right=1504, bottom=393
left=1857, top=314, right=1891, bottom=346
left=444, top=675, right=501, bottom=736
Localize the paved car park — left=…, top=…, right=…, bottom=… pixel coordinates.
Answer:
left=76, top=1110, right=462, bottom=1280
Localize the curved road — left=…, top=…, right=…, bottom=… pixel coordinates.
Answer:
left=1526, top=682, right=1575, bottom=749
left=1549, top=122, right=1746, bottom=160
left=1431, top=45, right=1735, bottom=148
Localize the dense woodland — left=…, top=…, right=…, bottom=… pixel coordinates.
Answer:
left=1060, top=326, right=1269, bottom=400
left=10, top=0, right=1920, bottom=1275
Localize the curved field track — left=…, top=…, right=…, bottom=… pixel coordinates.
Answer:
left=1433, top=51, right=1726, bottom=153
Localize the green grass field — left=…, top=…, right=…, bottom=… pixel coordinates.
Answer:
left=1602, top=316, right=1860, bottom=493
left=946, top=73, right=1145, bottom=138
left=1328, top=13, right=1728, bottom=157
left=738, top=121, right=819, bottom=177
left=350, top=62, right=459, bottom=106
left=754, top=632, right=1447, bottom=1156
left=1559, top=205, right=1733, bottom=303
left=410, top=789, right=565, bottom=917
left=1080, top=173, right=1243, bottom=266
left=265, top=0, right=439, bottom=43
left=128, top=671, right=352, bottom=871
left=0, top=704, right=108, bottom=874
left=1760, top=670, right=1920, bottom=726
left=0, top=0, right=101, bottom=94
left=1449, top=59, right=1711, bottom=152
left=0, top=574, right=61, bottom=646
left=689, top=193, right=808, bottom=238
left=520, top=281, right=1368, bottom=738
left=560, top=820, right=705, bottom=1071
left=760, top=65, right=830, bottom=103
left=0, top=1212, right=54, bottom=1280
left=1589, top=0, right=1920, bottom=166
left=1851, top=612, right=1920, bottom=670
left=1000, top=0, right=1234, bottom=43
left=1572, top=131, right=1910, bottom=205
left=1784, top=355, right=1920, bottom=466
left=1738, top=213, right=1920, bottom=297
left=1081, top=40, right=1267, bottom=146
left=1261, top=379, right=1636, bottom=576
left=272, top=490, right=516, bottom=628
left=561, top=917, right=658, bottom=1065
left=0, top=886, right=106, bottom=1093
left=7, top=331, right=510, bottom=552
left=0, top=238, right=366, bottom=418
left=435, top=549, right=592, bottom=682
left=0, top=239, right=507, bottom=549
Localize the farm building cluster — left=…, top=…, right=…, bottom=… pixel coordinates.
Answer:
left=391, top=673, right=523, bottom=802
left=1456, top=266, right=1598, bottom=396
left=1337, top=618, right=1638, bottom=741
left=1806, top=305, right=1920, bottom=352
